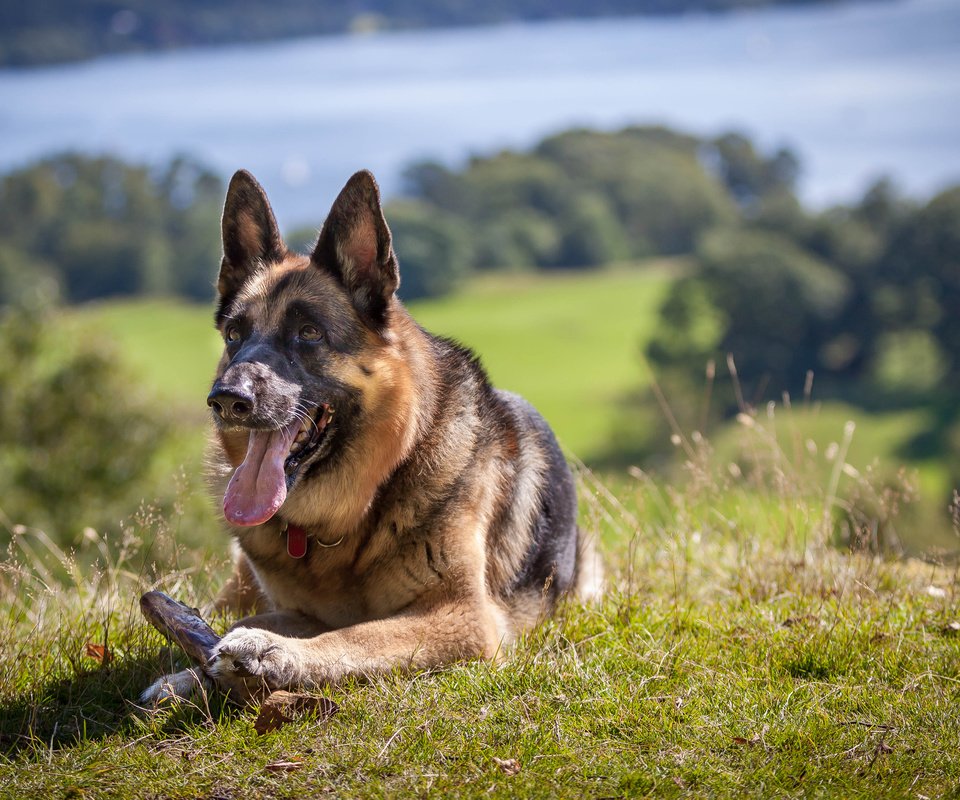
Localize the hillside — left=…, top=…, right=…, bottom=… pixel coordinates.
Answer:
left=1, top=390, right=958, bottom=798
left=2, top=265, right=956, bottom=797
left=69, top=268, right=956, bottom=555
left=73, top=266, right=674, bottom=462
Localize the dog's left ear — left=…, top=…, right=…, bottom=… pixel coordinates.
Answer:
left=312, top=170, right=399, bottom=331
left=217, top=170, right=285, bottom=314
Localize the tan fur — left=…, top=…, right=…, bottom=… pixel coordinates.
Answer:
left=140, top=170, right=598, bottom=707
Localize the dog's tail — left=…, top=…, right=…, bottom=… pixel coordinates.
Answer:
left=573, top=527, right=604, bottom=602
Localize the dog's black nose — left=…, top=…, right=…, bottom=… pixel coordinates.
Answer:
left=207, top=387, right=254, bottom=423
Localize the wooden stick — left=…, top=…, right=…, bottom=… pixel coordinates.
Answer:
left=140, top=590, right=221, bottom=667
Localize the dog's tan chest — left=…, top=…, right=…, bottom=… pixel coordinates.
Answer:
left=237, top=521, right=446, bottom=628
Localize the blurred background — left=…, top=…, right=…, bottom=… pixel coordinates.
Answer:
left=0, top=0, right=957, bottom=564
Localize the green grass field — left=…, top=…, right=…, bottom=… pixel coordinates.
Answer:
left=69, top=266, right=954, bottom=552
left=72, top=265, right=674, bottom=461
left=2, top=268, right=958, bottom=797
left=1, top=431, right=958, bottom=798
left=70, top=264, right=947, bottom=474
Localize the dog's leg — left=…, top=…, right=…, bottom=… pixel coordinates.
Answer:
left=206, top=599, right=505, bottom=701
left=139, top=666, right=212, bottom=706
left=211, top=551, right=268, bottom=616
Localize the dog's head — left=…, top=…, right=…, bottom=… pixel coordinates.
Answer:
left=209, top=170, right=412, bottom=528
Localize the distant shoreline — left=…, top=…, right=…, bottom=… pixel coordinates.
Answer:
left=1, top=0, right=886, bottom=69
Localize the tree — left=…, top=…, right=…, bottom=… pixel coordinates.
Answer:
left=706, top=132, right=800, bottom=211
left=0, top=154, right=223, bottom=304
left=648, top=227, right=851, bottom=408
left=537, top=127, right=737, bottom=256
left=384, top=200, right=473, bottom=300
left=0, top=305, right=171, bottom=547
left=554, top=193, right=629, bottom=268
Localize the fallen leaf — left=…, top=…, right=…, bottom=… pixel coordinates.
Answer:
left=732, top=735, right=760, bottom=747
left=264, top=760, right=302, bottom=773
left=254, top=690, right=338, bottom=735
left=83, top=642, right=112, bottom=664
left=492, top=757, right=521, bottom=776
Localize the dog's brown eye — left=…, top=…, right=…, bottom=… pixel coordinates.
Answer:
left=225, top=325, right=241, bottom=343
left=299, top=325, right=323, bottom=342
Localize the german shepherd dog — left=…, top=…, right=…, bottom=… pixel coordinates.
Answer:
left=142, top=170, right=600, bottom=704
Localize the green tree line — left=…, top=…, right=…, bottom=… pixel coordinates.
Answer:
left=0, top=154, right=223, bottom=306
left=393, top=127, right=787, bottom=284
left=1, top=0, right=872, bottom=68
left=0, top=130, right=789, bottom=306
left=642, top=172, right=960, bottom=494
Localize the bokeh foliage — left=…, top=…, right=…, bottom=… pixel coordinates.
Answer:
left=0, top=153, right=223, bottom=305
left=0, top=303, right=205, bottom=551
left=400, top=127, right=738, bottom=288
left=644, top=180, right=959, bottom=460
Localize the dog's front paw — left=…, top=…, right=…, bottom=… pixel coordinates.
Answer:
left=207, top=628, right=301, bottom=699
left=140, top=667, right=210, bottom=707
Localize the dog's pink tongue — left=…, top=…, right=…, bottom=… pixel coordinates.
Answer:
left=223, top=421, right=300, bottom=526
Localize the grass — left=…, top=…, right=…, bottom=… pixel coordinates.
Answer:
left=70, top=299, right=224, bottom=421
left=707, top=402, right=958, bottom=556
left=11, top=267, right=950, bottom=795
left=410, top=266, right=675, bottom=461
left=67, top=265, right=955, bottom=554
left=72, top=264, right=944, bottom=471
left=72, top=265, right=676, bottom=461
left=1, top=404, right=958, bottom=798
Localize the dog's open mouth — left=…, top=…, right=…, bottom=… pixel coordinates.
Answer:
left=284, top=404, right=334, bottom=477
left=222, top=404, right=334, bottom=527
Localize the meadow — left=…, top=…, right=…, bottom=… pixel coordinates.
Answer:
left=1, top=266, right=957, bottom=797
left=70, top=265, right=675, bottom=462
left=1, top=412, right=957, bottom=798
left=71, top=264, right=956, bottom=553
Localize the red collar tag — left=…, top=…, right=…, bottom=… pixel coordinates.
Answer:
left=285, top=523, right=308, bottom=559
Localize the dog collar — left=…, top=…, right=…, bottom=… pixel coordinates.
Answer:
left=283, top=522, right=309, bottom=559
left=279, top=521, right=345, bottom=558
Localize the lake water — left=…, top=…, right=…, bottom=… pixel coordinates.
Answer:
left=1, top=0, right=957, bottom=226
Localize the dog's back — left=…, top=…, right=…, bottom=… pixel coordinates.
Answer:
left=400, top=330, right=584, bottom=632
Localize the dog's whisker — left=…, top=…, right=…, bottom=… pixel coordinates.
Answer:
left=291, top=404, right=320, bottom=433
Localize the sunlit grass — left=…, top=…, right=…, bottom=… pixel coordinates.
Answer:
left=70, top=298, right=222, bottom=418
left=409, top=264, right=676, bottom=460
left=66, top=268, right=955, bottom=561
left=1, top=404, right=958, bottom=798
left=71, top=264, right=676, bottom=462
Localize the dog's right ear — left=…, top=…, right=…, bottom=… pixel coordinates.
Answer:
left=311, top=170, right=399, bottom=333
left=217, top=170, right=284, bottom=314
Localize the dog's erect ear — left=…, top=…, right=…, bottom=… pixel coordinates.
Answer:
left=312, top=170, right=399, bottom=331
left=217, top=170, right=285, bottom=305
